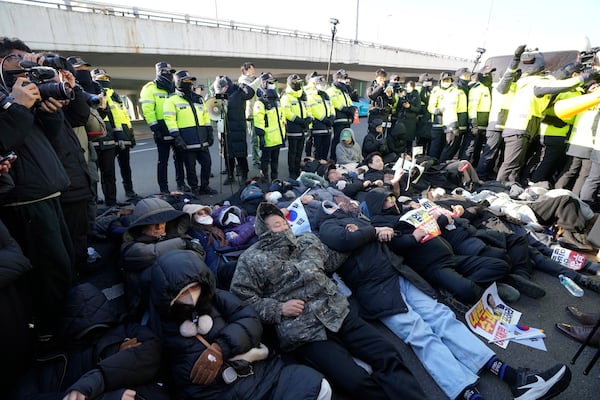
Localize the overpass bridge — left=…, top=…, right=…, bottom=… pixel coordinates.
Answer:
left=1, top=0, right=473, bottom=97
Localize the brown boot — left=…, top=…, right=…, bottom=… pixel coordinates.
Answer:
left=566, top=305, right=599, bottom=325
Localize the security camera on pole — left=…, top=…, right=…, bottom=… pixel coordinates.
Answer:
left=326, top=18, right=339, bottom=84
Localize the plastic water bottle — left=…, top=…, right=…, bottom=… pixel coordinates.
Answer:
left=558, top=274, right=584, bottom=297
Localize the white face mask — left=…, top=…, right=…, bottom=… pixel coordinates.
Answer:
left=223, top=213, right=241, bottom=225
left=406, top=87, right=414, bottom=93
left=194, top=215, right=213, bottom=225
left=267, top=84, right=276, bottom=90
left=265, top=191, right=282, bottom=204
left=440, top=81, right=452, bottom=89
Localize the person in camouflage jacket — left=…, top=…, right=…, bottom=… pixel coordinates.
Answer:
left=230, top=202, right=424, bottom=400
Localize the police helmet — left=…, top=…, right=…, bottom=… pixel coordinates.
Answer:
left=520, top=51, right=545, bottom=75
left=174, top=70, right=196, bottom=91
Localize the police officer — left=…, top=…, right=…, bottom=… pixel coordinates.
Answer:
left=281, top=74, right=312, bottom=179
left=163, top=71, right=217, bottom=196
left=92, top=68, right=138, bottom=202
left=254, top=72, right=286, bottom=181
left=140, top=61, right=186, bottom=193
left=462, top=65, right=495, bottom=166
left=529, top=62, right=584, bottom=184
left=427, top=72, right=459, bottom=161
left=477, top=46, right=527, bottom=180
left=306, top=74, right=335, bottom=161
left=327, top=69, right=356, bottom=162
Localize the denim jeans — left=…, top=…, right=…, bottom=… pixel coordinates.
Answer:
left=381, top=277, right=494, bottom=399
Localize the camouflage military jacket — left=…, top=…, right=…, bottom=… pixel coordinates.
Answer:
left=231, top=230, right=349, bottom=351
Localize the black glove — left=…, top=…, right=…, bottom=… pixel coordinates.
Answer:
left=256, top=128, right=266, bottom=149
left=207, top=135, right=214, bottom=147
left=173, top=134, right=187, bottom=151
left=580, top=69, right=600, bottom=83
left=341, top=106, right=356, bottom=118
left=322, top=116, right=333, bottom=127
left=150, top=124, right=163, bottom=140
left=185, top=238, right=206, bottom=259
left=514, top=44, right=527, bottom=60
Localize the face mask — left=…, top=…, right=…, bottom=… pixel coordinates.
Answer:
left=267, top=83, right=276, bottom=90
left=291, top=82, right=302, bottom=91
left=440, top=81, right=452, bottom=89
left=223, top=213, right=241, bottom=225
left=194, top=215, right=213, bottom=225
left=480, top=75, right=492, bottom=87
left=406, top=87, right=414, bottom=93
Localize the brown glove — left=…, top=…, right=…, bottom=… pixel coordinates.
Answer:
left=190, top=343, right=223, bottom=385
left=119, top=337, right=141, bottom=351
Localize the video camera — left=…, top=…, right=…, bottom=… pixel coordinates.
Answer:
left=18, top=60, right=74, bottom=101
left=580, top=47, right=600, bottom=69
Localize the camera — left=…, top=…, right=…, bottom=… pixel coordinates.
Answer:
left=215, top=93, right=228, bottom=100
left=18, top=61, right=74, bottom=101
left=580, top=47, right=599, bottom=69
left=82, top=90, right=102, bottom=108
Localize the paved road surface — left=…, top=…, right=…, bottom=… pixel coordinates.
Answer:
left=106, top=118, right=600, bottom=399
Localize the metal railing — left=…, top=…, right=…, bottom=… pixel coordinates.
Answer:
left=5, top=0, right=472, bottom=62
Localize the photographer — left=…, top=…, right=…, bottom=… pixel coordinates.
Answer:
left=40, top=54, right=94, bottom=271
left=0, top=36, right=74, bottom=344
left=393, top=81, right=421, bottom=155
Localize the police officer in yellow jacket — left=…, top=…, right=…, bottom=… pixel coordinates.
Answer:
left=477, top=45, right=527, bottom=180
left=496, top=48, right=595, bottom=183
left=427, top=72, right=459, bottom=161
left=306, top=74, right=335, bottom=161
left=254, top=73, right=286, bottom=181
left=529, top=62, right=584, bottom=184
left=327, top=69, right=356, bottom=162
left=555, top=81, right=600, bottom=196
left=281, top=74, right=312, bottom=179
left=92, top=68, right=137, bottom=200
left=140, top=61, right=186, bottom=193
left=462, top=65, right=494, bottom=166
left=163, top=71, right=217, bottom=196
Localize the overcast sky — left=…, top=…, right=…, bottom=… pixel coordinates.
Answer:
left=87, top=0, right=598, bottom=59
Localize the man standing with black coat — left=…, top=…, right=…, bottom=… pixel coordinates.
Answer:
left=0, top=37, right=74, bottom=343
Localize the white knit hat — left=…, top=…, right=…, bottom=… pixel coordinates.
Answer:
left=182, top=204, right=212, bottom=216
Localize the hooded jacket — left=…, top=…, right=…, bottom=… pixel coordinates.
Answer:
left=150, top=250, right=324, bottom=400
left=12, top=283, right=161, bottom=400
left=230, top=203, right=349, bottom=351
left=316, top=207, right=436, bottom=320
left=335, top=129, right=362, bottom=165
left=121, top=198, right=201, bottom=318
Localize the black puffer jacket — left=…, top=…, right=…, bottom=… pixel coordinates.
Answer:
left=11, top=283, right=162, bottom=400
left=46, top=90, right=93, bottom=204
left=0, top=101, right=70, bottom=204
left=151, top=250, right=324, bottom=400
left=225, top=80, right=255, bottom=157
left=121, top=198, right=199, bottom=318
left=317, top=207, right=436, bottom=320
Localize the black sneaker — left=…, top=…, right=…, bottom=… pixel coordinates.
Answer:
left=505, top=274, right=546, bottom=299
left=575, top=275, right=600, bottom=294
left=510, top=364, right=571, bottom=400
left=197, top=186, right=218, bottom=195
left=177, top=184, right=192, bottom=192
left=497, top=283, right=521, bottom=303
left=125, top=190, right=138, bottom=198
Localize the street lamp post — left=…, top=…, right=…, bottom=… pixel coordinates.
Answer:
left=326, top=18, right=339, bottom=84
